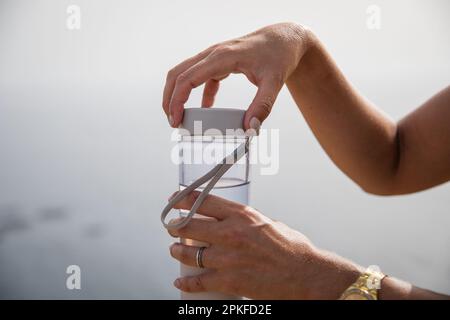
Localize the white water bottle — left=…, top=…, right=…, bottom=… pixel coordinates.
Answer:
left=177, top=108, right=251, bottom=300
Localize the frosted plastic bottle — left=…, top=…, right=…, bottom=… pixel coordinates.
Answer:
left=177, top=108, right=250, bottom=300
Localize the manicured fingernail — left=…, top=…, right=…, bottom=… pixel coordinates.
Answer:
left=170, top=243, right=181, bottom=255
left=168, top=115, right=174, bottom=126
left=249, top=117, right=261, bottom=135
left=169, top=217, right=182, bottom=224
left=168, top=191, right=178, bottom=202
left=174, top=278, right=181, bottom=288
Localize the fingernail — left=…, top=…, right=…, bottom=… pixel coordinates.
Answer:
left=168, top=114, right=174, bottom=126
left=170, top=243, right=181, bottom=255
left=169, top=217, right=182, bottom=224
left=249, top=117, right=261, bottom=135
left=168, top=191, right=178, bottom=202
left=174, top=278, right=181, bottom=289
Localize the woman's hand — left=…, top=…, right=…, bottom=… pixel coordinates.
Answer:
left=163, top=22, right=312, bottom=129
left=167, top=191, right=362, bottom=299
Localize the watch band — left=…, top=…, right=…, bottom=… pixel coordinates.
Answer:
left=339, top=266, right=386, bottom=300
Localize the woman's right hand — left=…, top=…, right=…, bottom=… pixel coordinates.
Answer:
left=162, top=22, right=312, bottom=129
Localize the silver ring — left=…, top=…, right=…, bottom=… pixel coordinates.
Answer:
left=196, top=246, right=206, bottom=269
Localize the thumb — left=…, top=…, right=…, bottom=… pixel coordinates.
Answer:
left=244, top=77, right=282, bottom=130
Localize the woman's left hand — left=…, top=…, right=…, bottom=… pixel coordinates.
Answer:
left=167, top=191, right=362, bottom=299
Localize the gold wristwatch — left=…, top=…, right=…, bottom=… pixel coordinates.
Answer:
left=339, top=266, right=386, bottom=300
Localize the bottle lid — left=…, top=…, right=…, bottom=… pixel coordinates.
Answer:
left=180, top=108, right=246, bottom=136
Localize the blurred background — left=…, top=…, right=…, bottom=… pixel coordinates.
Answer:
left=0, top=0, right=449, bottom=299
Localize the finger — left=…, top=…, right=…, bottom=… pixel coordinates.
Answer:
left=170, top=243, right=225, bottom=269
left=201, top=79, right=220, bottom=108
left=168, top=52, right=236, bottom=127
left=167, top=217, right=219, bottom=243
left=172, top=191, right=245, bottom=220
left=163, top=56, right=204, bottom=118
left=243, top=75, right=284, bottom=129
left=174, top=270, right=220, bottom=293
left=163, top=46, right=216, bottom=120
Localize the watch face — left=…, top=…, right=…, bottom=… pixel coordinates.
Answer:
left=343, top=293, right=369, bottom=300
left=341, top=288, right=374, bottom=300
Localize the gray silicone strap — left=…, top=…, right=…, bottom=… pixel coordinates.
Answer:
left=161, top=138, right=250, bottom=230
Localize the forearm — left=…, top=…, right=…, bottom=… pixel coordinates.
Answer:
left=286, top=31, right=399, bottom=195
left=379, top=276, right=449, bottom=300
left=310, top=248, right=449, bottom=300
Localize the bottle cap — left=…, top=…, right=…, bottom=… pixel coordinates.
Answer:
left=180, top=108, right=246, bottom=136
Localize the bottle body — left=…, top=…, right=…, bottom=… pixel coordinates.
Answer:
left=178, top=135, right=249, bottom=300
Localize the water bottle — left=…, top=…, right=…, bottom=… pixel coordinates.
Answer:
left=174, top=107, right=251, bottom=299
